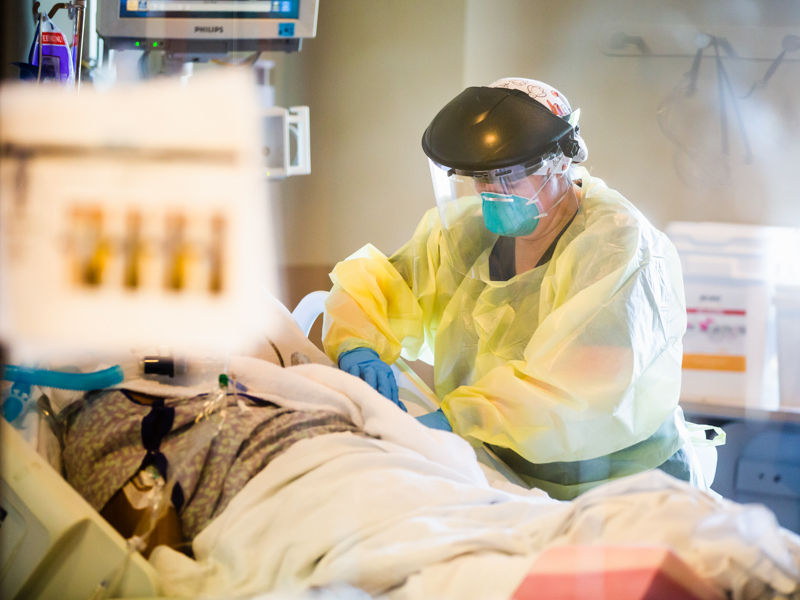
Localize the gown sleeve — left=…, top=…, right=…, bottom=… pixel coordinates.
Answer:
left=322, top=208, right=442, bottom=366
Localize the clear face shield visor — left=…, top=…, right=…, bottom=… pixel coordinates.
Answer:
left=429, top=151, right=574, bottom=278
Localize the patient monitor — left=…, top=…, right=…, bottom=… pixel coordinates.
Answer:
left=97, top=0, right=319, bottom=54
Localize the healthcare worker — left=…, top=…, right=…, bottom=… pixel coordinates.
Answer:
left=324, top=78, right=704, bottom=499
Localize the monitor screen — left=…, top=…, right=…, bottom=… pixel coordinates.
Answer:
left=97, top=0, right=318, bottom=53
left=120, top=0, right=300, bottom=21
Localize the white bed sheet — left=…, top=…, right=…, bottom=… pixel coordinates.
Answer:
left=147, top=358, right=800, bottom=600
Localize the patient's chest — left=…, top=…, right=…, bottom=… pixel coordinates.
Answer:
left=63, top=390, right=364, bottom=541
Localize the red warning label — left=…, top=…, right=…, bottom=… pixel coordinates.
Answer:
left=41, top=32, right=67, bottom=46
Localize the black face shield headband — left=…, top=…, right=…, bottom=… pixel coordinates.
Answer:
left=422, top=86, right=580, bottom=176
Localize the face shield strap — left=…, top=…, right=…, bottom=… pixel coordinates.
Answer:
left=558, top=130, right=581, bottom=160
left=534, top=173, right=573, bottom=217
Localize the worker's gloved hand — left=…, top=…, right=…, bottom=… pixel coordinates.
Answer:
left=416, top=408, right=452, bottom=432
left=338, top=348, right=404, bottom=412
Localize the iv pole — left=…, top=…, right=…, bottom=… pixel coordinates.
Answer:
left=73, top=0, right=86, bottom=90
left=31, top=0, right=87, bottom=90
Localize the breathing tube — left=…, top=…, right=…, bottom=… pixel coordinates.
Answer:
left=2, top=365, right=124, bottom=422
left=1, top=353, right=233, bottom=423
left=3, top=364, right=124, bottom=391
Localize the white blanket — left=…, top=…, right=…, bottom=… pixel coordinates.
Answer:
left=148, top=358, right=800, bottom=600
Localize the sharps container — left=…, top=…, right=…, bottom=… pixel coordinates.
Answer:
left=666, top=222, right=781, bottom=409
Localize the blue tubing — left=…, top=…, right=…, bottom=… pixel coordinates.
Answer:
left=2, top=365, right=124, bottom=391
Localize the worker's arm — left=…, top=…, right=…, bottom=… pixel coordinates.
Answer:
left=323, top=208, right=442, bottom=366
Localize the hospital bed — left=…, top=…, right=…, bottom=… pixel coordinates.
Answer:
left=0, top=292, right=521, bottom=600
left=0, top=419, right=161, bottom=599
left=0, top=293, right=786, bottom=600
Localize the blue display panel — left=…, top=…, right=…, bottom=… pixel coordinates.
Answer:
left=120, top=0, right=300, bottom=20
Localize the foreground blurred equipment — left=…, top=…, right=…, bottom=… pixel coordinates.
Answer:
left=0, top=70, right=276, bottom=366
left=512, top=545, right=725, bottom=600
left=0, top=69, right=277, bottom=599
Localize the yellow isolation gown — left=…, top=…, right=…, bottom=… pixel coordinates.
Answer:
left=323, top=168, right=689, bottom=498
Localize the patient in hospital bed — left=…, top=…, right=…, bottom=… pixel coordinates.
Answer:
left=52, top=302, right=799, bottom=600
left=53, top=366, right=799, bottom=599
left=63, top=387, right=367, bottom=556
left=58, top=296, right=353, bottom=557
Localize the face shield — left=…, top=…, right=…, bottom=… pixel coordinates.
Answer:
left=421, top=83, right=586, bottom=279
left=429, top=149, right=575, bottom=278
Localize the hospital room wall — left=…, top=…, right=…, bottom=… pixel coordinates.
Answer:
left=269, top=0, right=467, bottom=319
left=270, top=0, right=800, bottom=319
left=461, top=0, right=800, bottom=232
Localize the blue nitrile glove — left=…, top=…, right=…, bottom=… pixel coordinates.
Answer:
left=338, top=348, right=404, bottom=411
left=416, top=408, right=452, bottom=432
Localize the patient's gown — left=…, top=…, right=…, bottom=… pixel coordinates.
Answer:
left=62, top=390, right=363, bottom=541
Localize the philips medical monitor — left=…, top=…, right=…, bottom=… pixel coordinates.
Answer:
left=97, top=0, right=318, bottom=54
